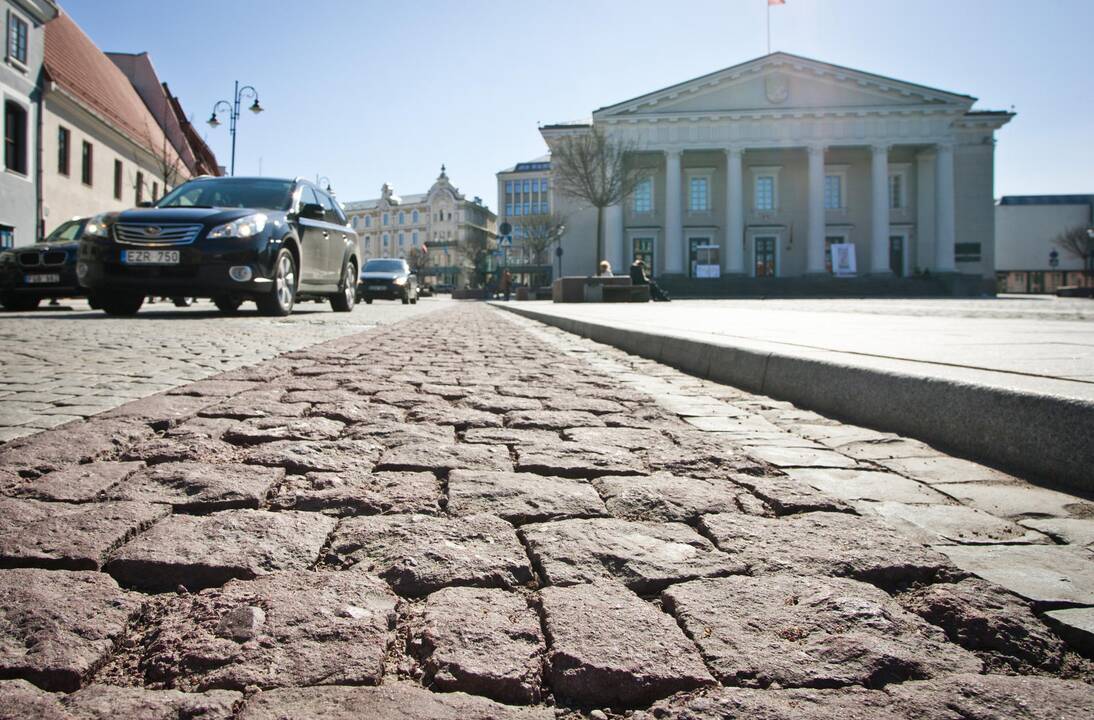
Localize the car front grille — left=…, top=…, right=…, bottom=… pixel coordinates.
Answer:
left=16, top=250, right=67, bottom=266
left=114, top=223, right=203, bottom=246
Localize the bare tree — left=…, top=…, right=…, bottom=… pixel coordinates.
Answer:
left=550, top=126, right=648, bottom=274
left=406, top=244, right=430, bottom=279
left=458, top=226, right=493, bottom=289
left=514, top=212, right=566, bottom=287
left=140, top=123, right=186, bottom=195
left=1055, top=225, right=1094, bottom=284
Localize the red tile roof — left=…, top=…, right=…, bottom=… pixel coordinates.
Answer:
left=43, top=10, right=180, bottom=167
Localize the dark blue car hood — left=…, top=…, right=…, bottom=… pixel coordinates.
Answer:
left=115, top=207, right=276, bottom=225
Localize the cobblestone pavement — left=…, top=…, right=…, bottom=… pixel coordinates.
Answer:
left=0, top=298, right=447, bottom=443
left=0, top=304, right=1092, bottom=718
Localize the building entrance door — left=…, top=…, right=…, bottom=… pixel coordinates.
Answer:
left=889, top=235, right=905, bottom=276
left=754, top=236, right=776, bottom=277
left=632, top=237, right=654, bottom=276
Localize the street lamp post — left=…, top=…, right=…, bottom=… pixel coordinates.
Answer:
left=207, top=81, right=264, bottom=176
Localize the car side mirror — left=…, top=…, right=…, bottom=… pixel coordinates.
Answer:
left=299, top=203, right=325, bottom=220
left=137, top=201, right=154, bottom=208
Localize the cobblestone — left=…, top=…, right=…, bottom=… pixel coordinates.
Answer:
left=0, top=299, right=441, bottom=441
left=1, top=302, right=1091, bottom=714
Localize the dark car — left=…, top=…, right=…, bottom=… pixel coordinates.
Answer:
left=358, top=258, right=418, bottom=304
left=77, top=176, right=359, bottom=317
left=0, top=217, right=87, bottom=311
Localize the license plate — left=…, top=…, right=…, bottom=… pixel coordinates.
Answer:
left=24, top=273, right=61, bottom=284
left=123, top=249, right=180, bottom=265
left=368, top=285, right=387, bottom=291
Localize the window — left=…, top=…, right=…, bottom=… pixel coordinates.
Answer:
left=412, top=231, right=418, bottom=245
left=113, top=160, right=122, bottom=199
left=382, top=233, right=389, bottom=247
left=80, top=141, right=93, bottom=186
left=399, top=211, right=405, bottom=225
left=4, top=101, right=27, bottom=174
left=523, top=180, right=530, bottom=193
left=824, top=175, right=842, bottom=210
left=532, top=179, right=539, bottom=193
left=398, top=232, right=405, bottom=247
left=0, top=225, right=14, bottom=249
left=365, top=215, right=372, bottom=228
left=955, top=242, right=981, bottom=262
left=412, top=209, right=419, bottom=223
left=888, top=173, right=904, bottom=209
left=633, top=178, right=653, bottom=213
left=135, top=171, right=143, bottom=203
left=7, top=11, right=28, bottom=65
left=57, top=126, right=70, bottom=176
left=755, top=176, right=775, bottom=211
left=382, top=212, right=389, bottom=226
left=688, top=176, right=710, bottom=212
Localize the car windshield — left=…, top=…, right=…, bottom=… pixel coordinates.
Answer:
left=41, top=218, right=86, bottom=243
left=364, top=260, right=407, bottom=273
left=156, top=178, right=295, bottom=211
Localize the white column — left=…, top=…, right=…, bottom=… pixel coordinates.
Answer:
left=664, top=149, right=683, bottom=274
left=604, top=202, right=624, bottom=273
left=934, top=141, right=956, bottom=272
left=724, top=147, right=744, bottom=273
left=806, top=144, right=826, bottom=274
left=870, top=143, right=892, bottom=274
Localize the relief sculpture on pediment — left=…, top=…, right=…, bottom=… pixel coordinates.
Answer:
left=765, top=73, right=790, bottom=104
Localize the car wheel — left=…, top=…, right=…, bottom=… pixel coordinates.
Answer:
left=172, top=297, right=193, bottom=307
left=364, top=298, right=373, bottom=304
left=213, top=295, right=243, bottom=314
left=0, top=294, right=41, bottom=311
left=99, top=293, right=144, bottom=316
left=330, top=261, right=357, bottom=313
left=256, top=249, right=296, bottom=316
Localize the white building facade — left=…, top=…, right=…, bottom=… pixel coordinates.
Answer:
left=496, top=155, right=554, bottom=285
left=1, top=0, right=57, bottom=247
left=343, top=166, right=496, bottom=288
left=541, top=53, right=1012, bottom=294
left=995, top=195, right=1092, bottom=294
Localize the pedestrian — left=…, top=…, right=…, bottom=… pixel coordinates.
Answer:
left=629, top=258, right=670, bottom=302
left=598, top=260, right=614, bottom=277
left=499, top=268, right=513, bottom=302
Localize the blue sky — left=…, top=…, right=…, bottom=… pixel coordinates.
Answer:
left=63, top=0, right=1092, bottom=210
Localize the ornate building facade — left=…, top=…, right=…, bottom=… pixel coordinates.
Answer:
left=343, top=166, right=496, bottom=288
left=541, top=52, right=1013, bottom=294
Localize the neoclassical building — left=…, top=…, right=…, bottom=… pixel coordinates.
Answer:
left=541, top=53, right=1012, bottom=293
left=343, top=166, right=496, bottom=288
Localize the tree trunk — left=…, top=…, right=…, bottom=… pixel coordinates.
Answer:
left=595, top=205, right=604, bottom=276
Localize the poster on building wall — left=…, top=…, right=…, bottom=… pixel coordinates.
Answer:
left=831, top=243, right=857, bottom=277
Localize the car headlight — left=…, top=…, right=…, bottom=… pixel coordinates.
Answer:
left=84, top=213, right=113, bottom=238
left=0, top=251, right=14, bottom=264
left=393, top=276, right=407, bottom=286
left=207, top=213, right=268, bottom=240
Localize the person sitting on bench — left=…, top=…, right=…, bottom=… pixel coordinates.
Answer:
left=629, top=258, right=670, bottom=302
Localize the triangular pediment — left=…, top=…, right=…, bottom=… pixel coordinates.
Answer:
left=595, top=53, right=974, bottom=119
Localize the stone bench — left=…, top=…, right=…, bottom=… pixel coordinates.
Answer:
left=552, top=276, right=633, bottom=303
left=602, top=284, right=650, bottom=302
